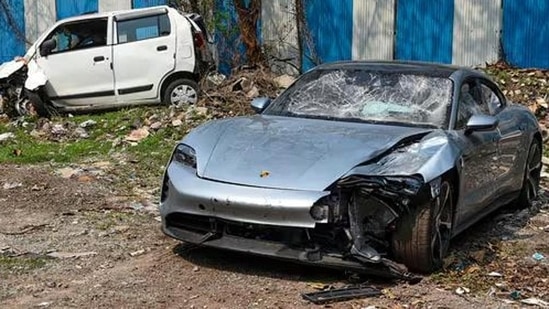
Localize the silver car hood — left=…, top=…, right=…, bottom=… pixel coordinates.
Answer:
left=187, top=115, right=431, bottom=191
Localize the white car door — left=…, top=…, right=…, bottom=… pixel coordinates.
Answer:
left=112, top=8, right=176, bottom=103
left=36, top=17, right=115, bottom=107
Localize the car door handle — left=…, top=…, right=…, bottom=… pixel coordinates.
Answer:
left=157, top=45, right=168, bottom=51
left=93, top=56, right=105, bottom=62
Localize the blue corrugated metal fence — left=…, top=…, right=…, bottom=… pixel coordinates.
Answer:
left=302, top=0, right=353, bottom=71
left=0, top=0, right=25, bottom=62
left=132, top=0, right=167, bottom=9
left=56, top=0, right=98, bottom=20
left=503, top=0, right=549, bottom=68
left=395, top=0, right=454, bottom=63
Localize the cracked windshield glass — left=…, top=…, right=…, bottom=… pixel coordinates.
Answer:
left=265, top=69, right=453, bottom=128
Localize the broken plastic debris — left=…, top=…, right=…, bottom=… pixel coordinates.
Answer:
left=0, top=132, right=15, bottom=142
left=455, top=287, right=470, bottom=295
left=532, top=252, right=545, bottom=261
left=301, top=285, right=381, bottom=304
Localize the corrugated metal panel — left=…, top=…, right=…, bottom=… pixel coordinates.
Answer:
left=0, top=0, right=26, bottom=62
left=352, top=0, right=394, bottom=60
left=55, top=0, right=98, bottom=20
left=24, top=0, right=56, bottom=44
left=132, top=0, right=166, bottom=9
left=303, top=0, right=353, bottom=70
left=261, top=0, right=299, bottom=75
left=503, top=0, right=549, bottom=68
left=395, top=0, right=454, bottom=63
left=99, top=0, right=131, bottom=12
left=452, top=0, right=501, bottom=67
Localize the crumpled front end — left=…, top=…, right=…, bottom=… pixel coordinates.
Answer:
left=160, top=148, right=434, bottom=280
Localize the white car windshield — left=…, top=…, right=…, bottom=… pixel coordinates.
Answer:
left=265, top=68, right=453, bottom=128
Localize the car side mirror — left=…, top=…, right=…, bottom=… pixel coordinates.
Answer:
left=251, top=97, right=271, bottom=113
left=40, top=38, right=57, bottom=57
left=465, top=115, right=498, bottom=135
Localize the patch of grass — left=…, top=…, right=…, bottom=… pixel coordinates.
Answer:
left=84, top=210, right=147, bottom=231
left=0, top=107, right=190, bottom=186
left=0, top=255, right=48, bottom=273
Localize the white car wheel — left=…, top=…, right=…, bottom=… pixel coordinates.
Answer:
left=164, top=79, right=199, bottom=107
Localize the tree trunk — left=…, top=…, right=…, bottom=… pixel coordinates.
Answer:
left=233, top=0, right=264, bottom=65
left=189, top=0, right=200, bottom=13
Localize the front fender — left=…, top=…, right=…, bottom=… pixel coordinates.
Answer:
left=343, top=130, right=461, bottom=183
left=24, top=60, right=47, bottom=91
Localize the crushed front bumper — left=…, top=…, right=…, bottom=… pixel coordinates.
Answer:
left=160, top=164, right=420, bottom=281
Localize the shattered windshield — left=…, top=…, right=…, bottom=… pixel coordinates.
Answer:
left=264, top=68, right=453, bottom=128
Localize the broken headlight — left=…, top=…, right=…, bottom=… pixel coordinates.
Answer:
left=173, top=144, right=197, bottom=168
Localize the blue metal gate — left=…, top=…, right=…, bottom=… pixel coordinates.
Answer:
left=395, top=0, right=454, bottom=63
left=56, top=0, right=98, bottom=20
left=503, top=0, right=549, bottom=68
left=132, top=0, right=167, bottom=9
left=303, top=0, right=353, bottom=71
left=0, top=0, right=26, bottom=62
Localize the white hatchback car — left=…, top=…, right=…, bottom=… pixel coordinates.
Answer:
left=0, top=5, right=213, bottom=117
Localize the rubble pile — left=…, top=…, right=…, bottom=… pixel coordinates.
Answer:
left=197, top=66, right=288, bottom=119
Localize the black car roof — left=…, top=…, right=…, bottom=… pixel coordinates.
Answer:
left=315, top=60, right=486, bottom=79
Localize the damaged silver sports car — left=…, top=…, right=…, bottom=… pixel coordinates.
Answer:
left=160, top=61, right=542, bottom=277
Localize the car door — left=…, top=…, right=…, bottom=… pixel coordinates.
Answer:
left=478, top=80, right=525, bottom=195
left=35, top=17, right=114, bottom=106
left=112, top=8, right=176, bottom=103
left=454, top=80, right=501, bottom=227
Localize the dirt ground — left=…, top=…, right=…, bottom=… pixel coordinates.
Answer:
left=1, top=164, right=548, bottom=309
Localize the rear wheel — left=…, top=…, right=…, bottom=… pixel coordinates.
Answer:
left=516, top=141, right=542, bottom=208
left=163, top=79, right=199, bottom=107
left=392, top=181, right=454, bottom=273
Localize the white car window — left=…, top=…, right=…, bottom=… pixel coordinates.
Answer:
left=46, top=18, right=108, bottom=54
left=117, top=13, right=170, bottom=44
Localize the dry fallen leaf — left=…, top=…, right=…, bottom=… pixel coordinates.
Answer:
left=125, top=128, right=150, bottom=142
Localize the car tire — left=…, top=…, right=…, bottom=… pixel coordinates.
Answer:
left=391, top=180, right=454, bottom=273
left=163, top=79, right=199, bottom=107
left=516, top=141, right=542, bottom=208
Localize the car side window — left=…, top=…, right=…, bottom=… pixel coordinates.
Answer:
left=47, top=18, right=108, bottom=54
left=117, top=13, right=171, bottom=44
left=456, top=82, right=489, bottom=129
left=480, top=83, right=504, bottom=115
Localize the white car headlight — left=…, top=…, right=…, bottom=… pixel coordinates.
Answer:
left=173, top=144, right=197, bottom=168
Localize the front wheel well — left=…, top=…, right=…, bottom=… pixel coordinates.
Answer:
left=160, top=71, right=199, bottom=100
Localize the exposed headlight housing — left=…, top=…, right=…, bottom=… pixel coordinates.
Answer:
left=172, top=144, right=197, bottom=168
